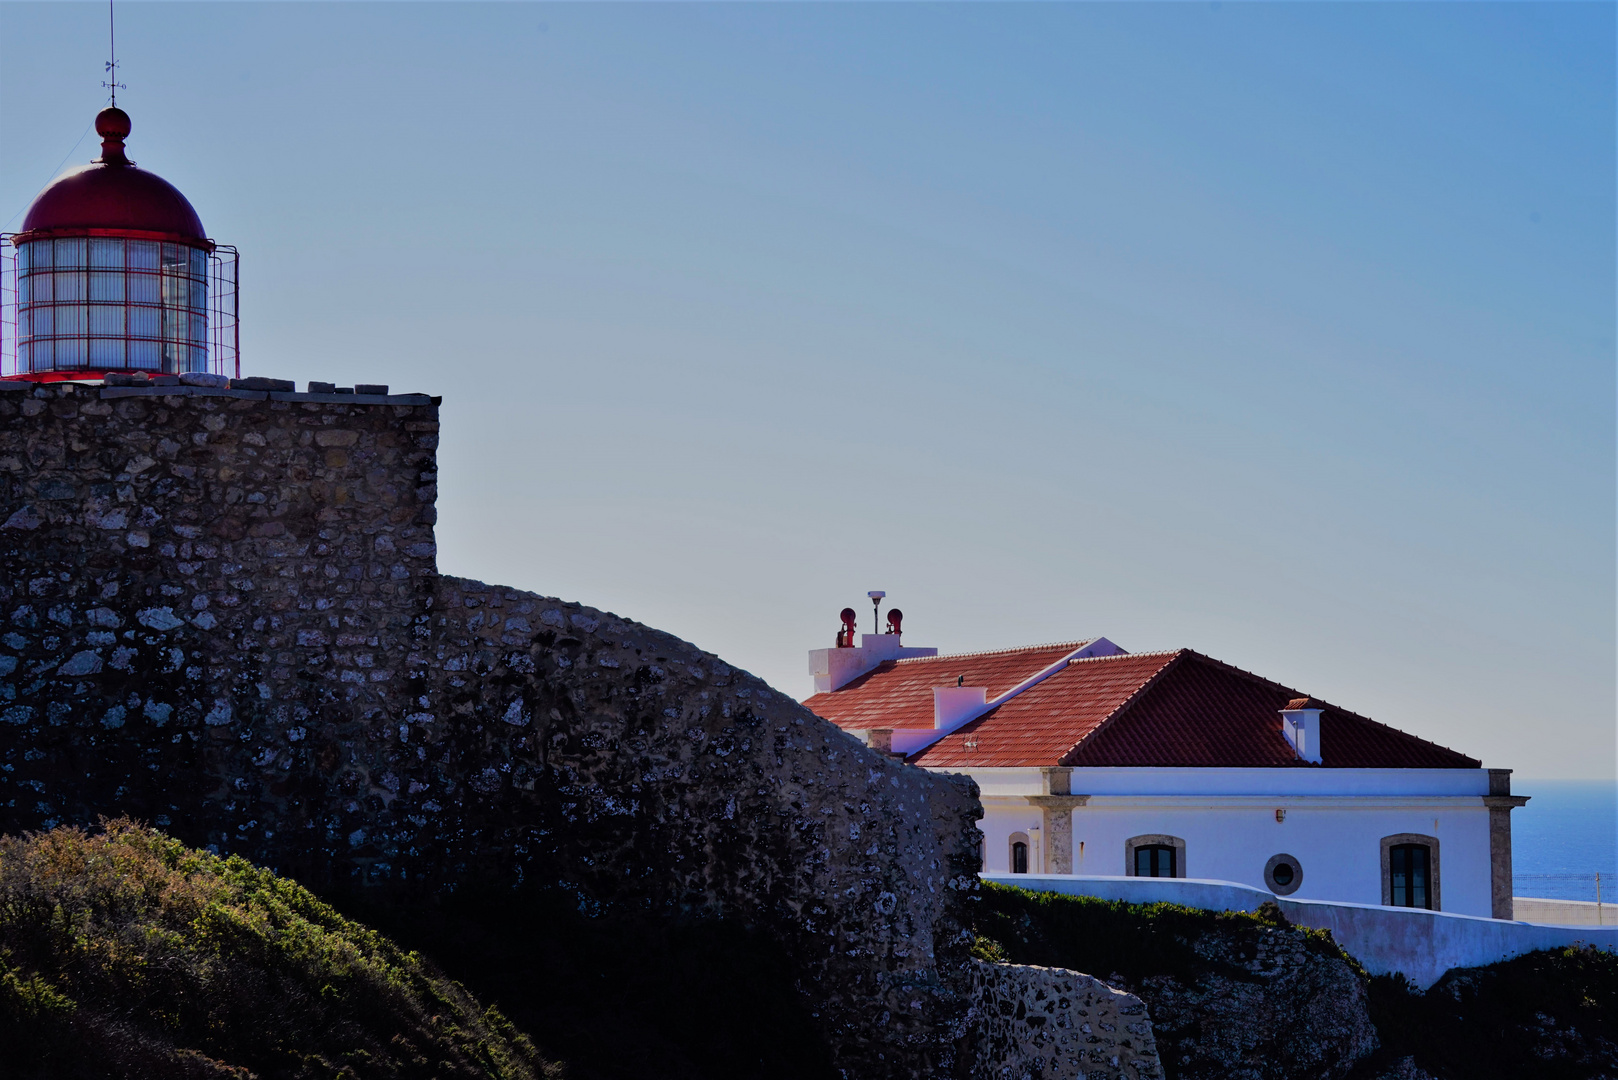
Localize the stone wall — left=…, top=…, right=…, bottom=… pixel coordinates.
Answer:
left=0, top=379, right=1009, bottom=1077
left=970, top=960, right=1163, bottom=1080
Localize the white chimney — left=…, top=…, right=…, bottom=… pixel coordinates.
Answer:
left=933, top=685, right=988, bottom=729
left=808, top=599, right=939, bottom=693
left=1280, top=697, right=1324, bottom=764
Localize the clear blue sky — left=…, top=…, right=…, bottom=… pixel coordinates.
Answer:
left=2, top=2, right=1612, bottom=778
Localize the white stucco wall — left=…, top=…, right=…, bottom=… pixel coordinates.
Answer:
left=956, top=767, right=1497, bottom=918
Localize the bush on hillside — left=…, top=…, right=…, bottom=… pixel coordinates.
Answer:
left=0, top=819, right=558, bottom=1080
left=1359, top=945, right=1618, bottom=1080
left=969, top=879, right=1352, bottom=983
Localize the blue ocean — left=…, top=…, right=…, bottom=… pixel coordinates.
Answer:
left=1511, top=779, right=1618, bottom=903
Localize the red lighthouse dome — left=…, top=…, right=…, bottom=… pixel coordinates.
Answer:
left=5, top=107, right=237, bottom=381
left=22, top=108, right=206, bottom=240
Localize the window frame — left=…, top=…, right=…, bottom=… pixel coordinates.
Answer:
left=1124, top=833, right=1186, bottom=879
left=1263, top=852, right=1304, bottom=896
left=1380, top=833, right=1441, bottom=911
left=1009, top=831, right=1031, bottom=875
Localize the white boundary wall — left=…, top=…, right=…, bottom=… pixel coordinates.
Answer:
left=986, top=873, right=1618, bottom=990
left=1514, top=896, right=1615, bottom=926
left=962, top=767, right=1499, bottom=917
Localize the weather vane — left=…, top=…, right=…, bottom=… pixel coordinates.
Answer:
left=101, top=0, right=125, bottom=106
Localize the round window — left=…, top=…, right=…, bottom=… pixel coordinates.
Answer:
left=1264, top=853, right=1303, bottom=896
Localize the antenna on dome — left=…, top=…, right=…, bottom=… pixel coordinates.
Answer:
left=101, top=0, right=125, bottom=106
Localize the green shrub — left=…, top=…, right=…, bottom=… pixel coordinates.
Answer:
left=968, top=880, right=1352, bottom=984
left=0, top=818, right=558, bottom=1079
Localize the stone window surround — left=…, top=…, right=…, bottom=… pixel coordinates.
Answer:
left=1264, top=852, right=1304, bottom=895
left=1381, top=833, right=1441, bottom=910
left=1008, top=831, right=1032, bottom=874
left=1125, top=833, right=1186, bottom=878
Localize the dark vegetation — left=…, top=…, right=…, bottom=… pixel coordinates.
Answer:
left=972, top=881, right=1618, bottom=1080
left=968, top=879, right=1353, bottom=980
left=0, top=820, right=555, bottom=1080
left=1356, top=946, right=1618, bottom=1080
left=335, top=883, right=836, bottom=1080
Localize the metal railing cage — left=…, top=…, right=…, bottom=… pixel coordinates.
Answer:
left=0, top=233, right=238, bottom=380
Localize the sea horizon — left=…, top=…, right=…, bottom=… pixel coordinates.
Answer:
left=1510, top=778, right=1618, bottom=904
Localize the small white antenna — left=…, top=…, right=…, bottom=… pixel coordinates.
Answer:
left=101, top=0, right=125, bottom=106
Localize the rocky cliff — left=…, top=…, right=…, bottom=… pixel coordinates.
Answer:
left=971, top=883, right=1379, bottom=1080
left=0, top=378, right=1133, bottom=1078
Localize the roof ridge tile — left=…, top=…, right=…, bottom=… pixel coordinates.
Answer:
left=893, top=639, right=1099, bottom=664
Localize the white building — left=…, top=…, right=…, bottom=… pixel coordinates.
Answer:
left=806, top=634, right=1526, bottom=919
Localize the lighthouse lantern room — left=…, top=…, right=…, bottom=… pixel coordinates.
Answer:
left=2, top=106, right=238, bottom=381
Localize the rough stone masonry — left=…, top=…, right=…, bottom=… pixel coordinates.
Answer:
left=0, top=379, right=1161, bottom=1080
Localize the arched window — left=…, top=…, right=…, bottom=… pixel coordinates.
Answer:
left=1009, top=831, right=1031, bottom=874
left=1125, top=834, right=1186, bottom=878
left=1381, top=834, right=1441, bottom=910
left=1134, top=844, right=1176, bottom=878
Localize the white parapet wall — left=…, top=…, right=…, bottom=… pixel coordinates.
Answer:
left=1513, top=896, right=1615, bottom=926
left=985, top=873, right=1618, bottom=990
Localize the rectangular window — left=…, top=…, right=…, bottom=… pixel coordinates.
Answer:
left=1390, top=844, right=1431, bottom=909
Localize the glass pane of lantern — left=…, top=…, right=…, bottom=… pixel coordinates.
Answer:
left=128, top=339, right=162, bottom=368
left=20, top=241, right=50, bottom=271
left=21, top=273, right=51, bottom=303
left=127, top=241, right=160, bottom=271
left=89, top=337, right=126, bottom=366
left=128, top=305, right=160, bottom=338
left=55, top=336, right=86, bottom=366
left=89, top=305, right=124, bottom=336
left=89, top=272, right=125, bottom=302
left=128, top=274, right=159, bottom=304
left=55, top=305, right=86, bottom=336
left=55, top=271, right=87, bottom=301
left=54, top=238, right=86, bottom=268
left=89, top=238, right=124, bottom=269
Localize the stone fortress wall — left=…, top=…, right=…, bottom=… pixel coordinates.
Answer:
left=0, top=378, right=1160, bottom=1080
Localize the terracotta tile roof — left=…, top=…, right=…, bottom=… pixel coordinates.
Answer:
left=804, top=643, right=1481, bottom=770
left=803, top=641, right=1094, bottom=731
left=911, top=652, right=1180, bottom=767
left=1056, top=652, right=1479, bottom=769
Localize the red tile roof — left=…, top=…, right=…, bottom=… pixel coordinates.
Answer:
left=802, top=641, right=1096, bottom=731
left=804, top=643, right=1480, bottom=770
